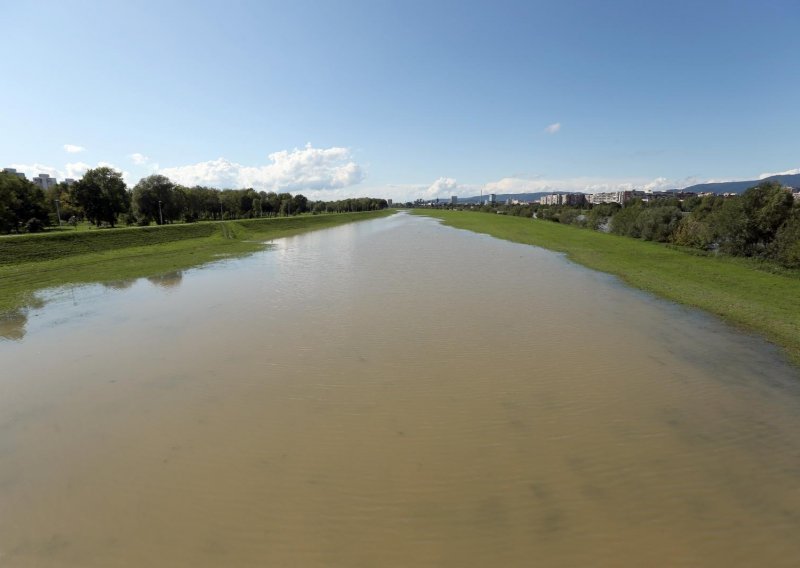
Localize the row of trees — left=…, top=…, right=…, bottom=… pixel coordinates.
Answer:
left=0, top=168, right=389, bottom=233
left=489, top=181, right=798, bottom=268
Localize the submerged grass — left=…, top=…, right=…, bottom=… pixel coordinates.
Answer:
left=0, top=211, right=391, bottom=313
left=415, top=209, right=800, bottom=366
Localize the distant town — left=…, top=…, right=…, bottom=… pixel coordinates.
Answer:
left=414, top=187, right=800, bottom=208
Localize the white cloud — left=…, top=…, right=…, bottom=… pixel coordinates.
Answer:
left=759, top=167, right=800, bottom=179
left=130, top=152, right=149, bottom=165
left=157, top=144, right=364, bottom=191
left=425, top=177, right=459, bottom=198
left=9, top=163, right=61, bottom=179
left=65, top=162, right=91, bottom=179
left=63, top=144, right=86, bottom=153
left=544, top=122, right=561, bottom=134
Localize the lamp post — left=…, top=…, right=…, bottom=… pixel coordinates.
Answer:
left=158, top=200, right=164, bottom=225
left=54, top=199, right=62, bottom=227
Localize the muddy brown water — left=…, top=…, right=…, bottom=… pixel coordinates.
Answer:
left=1, top=212, right=799, bottom=567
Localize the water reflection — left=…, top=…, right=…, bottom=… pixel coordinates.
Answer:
left=102, top=279, right=136, bottom=290
left=0, top=309, right=28, bottom=341
left=146, top=270, right=183, bottom=289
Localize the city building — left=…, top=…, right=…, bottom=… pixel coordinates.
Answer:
left=589, top=190, right=646, bottom=205
left=2, top=167, right=27, bottom=180
left=64, top=178, right=76, bottom=186
left=489, top=193, right=496, bottom=205
left=540, top=193, right=587, bottom=206
left=451, top=195, right=458, bottom=205
left=32, top=173, right=57, bottom=190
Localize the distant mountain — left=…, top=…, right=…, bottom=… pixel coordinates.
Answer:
left=684, top=173, right=800, bottom=194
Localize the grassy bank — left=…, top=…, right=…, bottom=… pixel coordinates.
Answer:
left=415, top=210, right=800, bottom=365
left=0, top=211, right=391, bottom=313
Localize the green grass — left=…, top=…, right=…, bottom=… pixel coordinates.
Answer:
left=415, top=209, right=800, bottom=366
left=0, top=211, right=391, bottom=313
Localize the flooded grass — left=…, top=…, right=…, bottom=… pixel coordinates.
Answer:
left=0, top=211, right=391, bottom=313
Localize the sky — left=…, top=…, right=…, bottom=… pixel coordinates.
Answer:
left=2, top=0, right=799, bottom=202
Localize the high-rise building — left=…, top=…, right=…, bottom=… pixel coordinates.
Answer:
left=2, top=167, right=27, bottom=180
left=451, top=195, right=458, bottom=204
left=32, top=173, right=57, bottom=190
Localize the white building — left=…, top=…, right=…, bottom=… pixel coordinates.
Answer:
left=589, top=190, right=646, bottom=205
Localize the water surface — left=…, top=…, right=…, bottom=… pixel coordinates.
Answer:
left=1, top=212, right=799, bottom=567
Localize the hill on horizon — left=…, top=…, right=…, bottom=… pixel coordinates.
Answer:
left=682, top=173, right=800, bottom=194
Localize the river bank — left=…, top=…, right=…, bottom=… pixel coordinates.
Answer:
left=0, top=211, right=391, bottom=313
left=414, top=209, right=800, bottom=366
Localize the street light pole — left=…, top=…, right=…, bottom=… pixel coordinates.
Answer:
left=158, top=200, right=164, bottom=225
left=54, top=199, right=62, bottom=227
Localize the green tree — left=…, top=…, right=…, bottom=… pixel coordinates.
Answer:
left=769, top=202, right=800, bottom=268
left=739, top=181, right=794, bottom=251
left=0, top=172, right=50, bottom=233
left=132, top=175, right=181, bottom=224
left=634, top=205, right=682, bottom=242
left=72, top=167, right=130, bottom=227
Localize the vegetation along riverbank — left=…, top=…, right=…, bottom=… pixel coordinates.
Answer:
left=0, top=210, right=391, bottom=314
left=414, top=209, right=800, bottom=366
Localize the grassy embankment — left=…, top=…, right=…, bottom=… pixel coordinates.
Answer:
left=415, top=209, right=800, bottom=365
left=0, top=210, right=391, bottom=313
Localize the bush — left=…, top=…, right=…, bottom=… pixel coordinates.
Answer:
left=25, top=217, right=46, bottom=233
left=634, top=206, right=682, bottom=242
left=770, top=209, right=800, bottom=268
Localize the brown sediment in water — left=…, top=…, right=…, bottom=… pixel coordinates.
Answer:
left=1, top=212, right=799, bottom=567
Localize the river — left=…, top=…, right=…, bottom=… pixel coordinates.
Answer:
left=1, top=211, right=799, bottom=567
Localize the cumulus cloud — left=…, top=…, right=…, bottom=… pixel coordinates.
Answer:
left=425, top=177, right=459, bottom=198
left=759, top=167, right=800, bottom=179
left=544, top=122, right=561, bottom=134
left=65, top=162, right=91, bottom=179
left=63, top=144, right=86, bottom=153
left=157, top=144, right=364, bottom=191
left=9, top=163, right=61, bottom=179
left=130, top=152, right=149, bottom=165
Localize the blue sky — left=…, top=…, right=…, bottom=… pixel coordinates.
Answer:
left=2, top=0, right=798, bottom=201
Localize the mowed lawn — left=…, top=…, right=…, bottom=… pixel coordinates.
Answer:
left=415, top=209, right=800, bottom=366
left=0, top=211, right=392, bottom=314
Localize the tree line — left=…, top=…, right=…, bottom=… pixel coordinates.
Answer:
left=477, top=181, right=799, bottom=268
left=0, top=167, right=388, bottom=234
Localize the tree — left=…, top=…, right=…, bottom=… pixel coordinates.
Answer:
left=739, top=181, right=794, bottom=251
left=132, top=175, right=181, bottom=224
left=0, top=172, right=50, bottom=233
left=769, top=202, right=800, bottom=268
left=72, top=167, right=130, bottom=227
